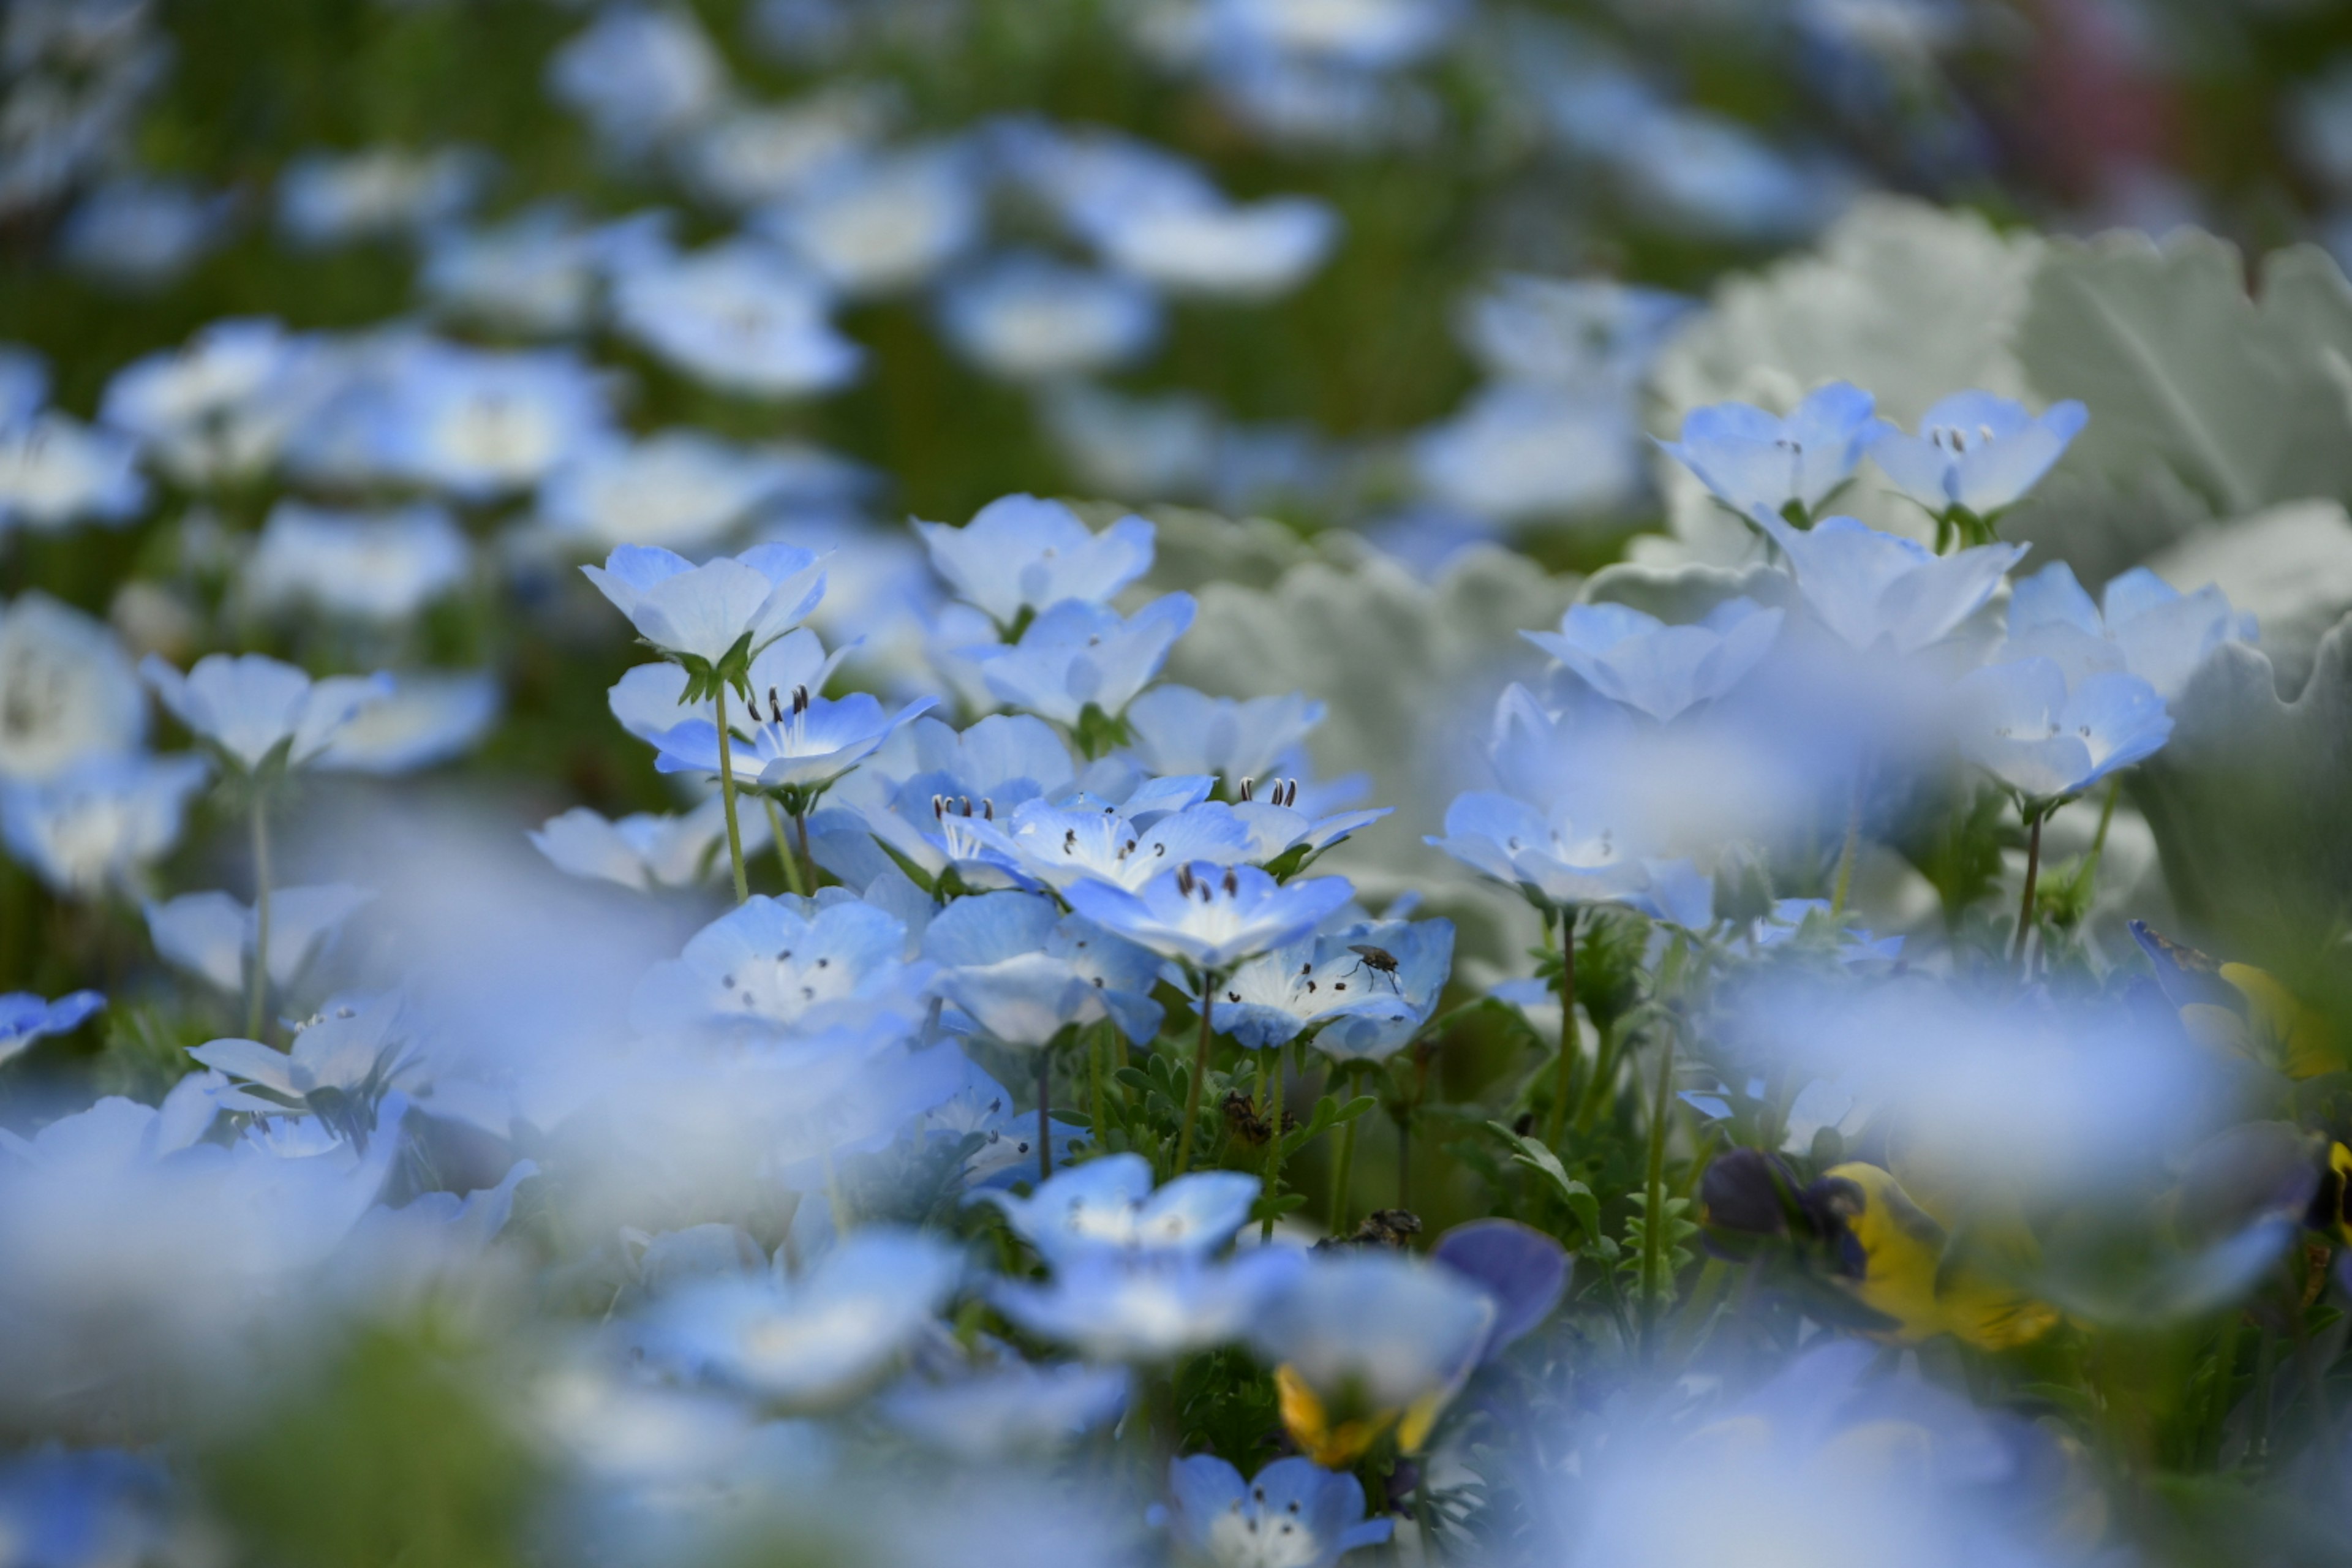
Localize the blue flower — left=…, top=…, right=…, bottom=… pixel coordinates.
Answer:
left=189, top=991, right=418, bottom=1127
left=1747, top=899, right=1904, bottom=963
left=1659, top=382, right=1890, bottom=521
left=611, top=239, right=862, bottom=399
left=545, top=2, right=725, bottom=151
left=609, top=627, right=853, bottom=745
left=366, top=343, right=616, bottom=499
left=923, top=891, right=1164, bottom=1046
left=1430, top=1218, right=1569, bottom=1364
left=0, top=753, right=209, bottom=897
left=583, top=542, right=827, bottom=672
left=1755, top=513, right=2026, bottom=655
left=141, top=653, right=393, bottom=774
left=632, top=894, right=928, bottom=1040
left=763, top=144, right=985, bottom=296
left=1869, top=391, right=2088, bottom=516
left=2003, top=562, right=2256, bottom=704
left=276, top=145, right=486, bottom=249
left=314, top=671, right=503, bottom=775
left=1084, top=191, right=1340, bottom=302
left=977, top=1153, right=1259, bottom=1268
left=1952, top=657, right=2172, bottom=803
left=937, top=252, right=1163, bottom=382
left=1429, top=791, right=1686, bottom=917
left=1213, top=915, right=1453, bottom=1060
left=878, top=1354, right=1131, bottom=1460
left=916, top=495, right=1156, bottom=630
left=807, top=713, right=1079, bottom=890
left=530, top=797, right=767, bottom=892
left=990, top=1249, right=1304, bottom=1362
left=0, top=592, right=146, bottom=783
left=920, top=1052, right=1093, bottom=1189
left=1164, top=1453, right=1392, bottom=1568
left=651, top=688, right=936, bottom=802
left=146, top=884, right=375, bottom=995
left=963, top=594, right=1197, bottom=728
left=1065, top=862, right=1356, bottom=971
left=0, top=1449, right=187, bottom=1568
left=0, top=990, right=104, bottom=1067
left=1523, top=598, right=1784, bottom=722
left=539, top=429, right=812, bottom=553
left=0, top=414, right=148, bottom=536
left=245, top=502, right=469, bottom=624
left=982, top=797, right=1257, bottom=895
left=1123, top=685, right=1324, bottom=785
left=100, top=317, right=311, bottom=486
left=1254, top=1250, right=1495, bottom=1464
left=639, top=1227, right=962, bottom=1408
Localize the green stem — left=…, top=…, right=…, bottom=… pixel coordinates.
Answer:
left=714, top=684, right=749, bottom=905
left=1038, top=1044, right=1055, bottom=1181
left=1572, top=1016, right=1619, bottom=1134
left=1259, top=1044, right=1286, bottom=1242
left=1541, top=907, right=1579, bottom=1153
left=2010, top=806, right=2045, bottom=970
left=1088, top=1020, right=1112, bottom=1154
left=1640, top=1022, right=1678, bottom=1352
left=247, top=793, right=273, bottom=1043
left=1174, top=976, right=1219, bottom=1175
left=1329, top=1069, right=1360, bottom=1237
left=763, top=798, right=805, bottom=895
left=796, top=810, right=816, bottom=891
left=1829, top=774, right=1862, bottom=918
left=2082, top=777, right=2121, bottom=883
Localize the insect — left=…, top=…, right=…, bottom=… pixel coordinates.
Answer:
left=1346, top=944, right=1403, bottom=993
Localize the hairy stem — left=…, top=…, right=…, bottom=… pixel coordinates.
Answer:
left=1829, top=774, right=1863, bottom=918
left=714, top=684, right=749, bottom=905
left=1089, top=1020, right=1112, bottom=1155
left=247, top=793, right=273, bottom=1044
left=763, top=798, right=803, bottom=895
left=1175, top=976, right=1219, bottom=1176
left=1640, top=1022, right=1678, bottom=1352
left=796, top=810, right=816, bottom=892
left=1260, top=1044, right=1287, bottom=1242
left=1542, top=907, right=1579, bottom=1152
left=2010, top=807, right=2045, bottom=970
left=1329, top=1069, right=1359, bottom=1237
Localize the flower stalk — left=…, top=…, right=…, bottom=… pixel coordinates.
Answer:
left=714, top=682, right=749, bottom=905
left=246, top=791, right=273, bottom=1044
left=1174, top=974, right=1219, bottom=1175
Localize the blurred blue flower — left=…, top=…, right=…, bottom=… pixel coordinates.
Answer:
left=921, top=1052, right=1092, bottom=1189
left=1414, top=384, right=1647, bottom=524
left=2003, top=561, right=2256, bottom=704
left=540, top=429, right=825, bottom=553
left=1213, top=914, right=1452, bottom=1058
left=584, top=541, right=827, bottom=673
left=58, top=176, right=235, bottom=289
left=0, top=592, right=146, bottom=785
left=277, top=145, right=487, bottom=249
left=314, top=669, right=503, bottom=775
left=1953, top=657, right=2172, bottom=803
left=1869, top=391, right=2088, bottom=516
left=1458, top=274, right=1692, bottom=391
left=365, top=341, right=614, bottom=498
left=0, top=1449, right=187, bottom=1568
left=546, top=2, right=726, bottom=153
left=878, top=1351, right=1131, bottom=1460
left=141, top=652, right=393, bottom=775
left=418, top=203, right=612, bottom=336
left=978, top=1153, right=1258, bottom=1268
left=1084, top=190, right=1340, bottom=301
left=146, top=884, right=374, bottom=996
left=0, top=989, right=104, bottom=1067
left=938, top=252, right=1163, bottom=382
left=917, top=495, right=1156, bottom=630
left=923, top=891, right=1164, bottom=1046
left=1756, top=513, right=2026, bottom=655
left=0, top=413, right=146, bottom=537
left=990, top=1248, right=1305, bottom=1362
left=1124, top=686, right=1322, bottom=785
left=189, top=990, right=419, bottom=1126
left=652, top=687, right=934, bottom=802
left=761, top=143, right=983, bottom=296
left=0, top=752, right=208, bottom=897
left=100, top=317, right=315, bottom=486
left=631, top=894, right=928, bottom=1039
left=0, top=345, right=45, bottom=424
left=1201, top=0, right=1461, bottom=71
left=1430, top=791, right=1675, bottom=916
left=1163, top=1453, right=1393, bottom=1568
left=965, top=594, right=1196, bottom=726
left=612, top=239, right=861, bottom=398
left=1431, top=1218, right=1569, bottom=1363
left=1747, top=897, right=1904, bottom=962
left=1065, top=861, right=1355, bottom=971
left=1660, top=383, right=1888, bottom=521
left=1525, top=598, right=1784, bottom=722
left=530, top=797, right=767, bottom=893
left=640, top=1227, right=961, bottom=1408
left=244, top=501, right=469, bottom=623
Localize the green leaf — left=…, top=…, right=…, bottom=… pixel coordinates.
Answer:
left=1485, top=1120, right=1600, bottom=1243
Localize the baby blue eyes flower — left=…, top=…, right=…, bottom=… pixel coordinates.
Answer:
left=1252, top=1250, right=1495, bottom=1420
left=0, top=753, right=209, bottom=897
left=530, top=797, right=767, bottom=892
left=916, top=495, right=1156, bottom=630
left=1163, top=1453, right=1393, bottom=1568
left=538, top=429, right=813, bottom=553
left=2003, top=561, right=2255, bottom=703
left=140, top=653, right=393, bottom=775
left=967, top=594, right=1198, bottom=729
left=878, top=1355, right=1131, bottom=1460
left=1869, top=391, right=2088, bottom=516
left=1430, top=1218, right=1570, bottom=1365
left=146, top=884, right=375, bottom=996
left=650, top=687, right=936, bottom=801
left=985, top=798, right=1257, bottom=894
left=633, top=894, right=924, bottom=1038
left=583, top=541, right=827, bottom=676
left=1755, top=513, right=2026, bottom=655
left=1660, top=382, right=1889, bottom=521
left=188, top=992, right=418, bottom=1123
left=1214, top=916, right=1454, bottom=1059
left=640, top=1227, right=962, bottom=1409
left=1524, top=598, right=1784, bottom=722
left=0, top=413, right=148, bottom=535
left=937, top=252, right=1163, bottom=382
left=978, top=1153, right=1259, bottom=1268
left=0, top=990, right=104, bottom=1067
left=244, top=502, right=470, bottom=624
left=314, top=671, right=502, bottom=775
left=1065, top=861, right=1357, bottom=971
left=611, top=240, right=862, bottom=399
left=1124, top=685, right=1324, bottom=784
left=1953, top=657, right=2173, bottom=803
left=1429, top=793, right=1675, bottom=916
left=1087, top=192, right=1341, bottom=302
left=922, top=891, right=1165, bottom=1047
left=990, top=1248, right=1305, bottom=1363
